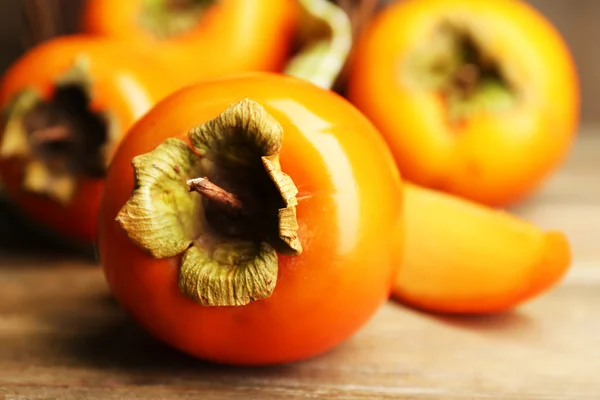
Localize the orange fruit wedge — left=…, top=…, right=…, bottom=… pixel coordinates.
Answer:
left=392, top=182, right=572, bottom=314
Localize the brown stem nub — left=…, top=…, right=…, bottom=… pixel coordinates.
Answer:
left=28, top=125, right=71, bottom=145
left=187, top=177, right=244, bottom=215
left=453, top=63, right=480, bottom=97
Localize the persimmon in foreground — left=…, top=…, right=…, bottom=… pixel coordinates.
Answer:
left=393, top=183, right=571, bottom=314
left=0, top=36, right=181, bottom=243
left=97, top=73, right=404, bottom=365
left=347, top=0, right=579, bottom=207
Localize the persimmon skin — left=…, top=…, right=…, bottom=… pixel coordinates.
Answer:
left=81, top=0, right=298, bottom=83
left=97, top=72, right=404, bottom=365
left=392, top=183, right=571, bottom=315
left=0, top=36, right=181, bottom=244
left=347, top=0, right=579, bottom=207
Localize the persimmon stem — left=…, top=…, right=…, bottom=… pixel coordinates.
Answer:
left=453, top=63, right=480, bottom=98
left=29, top=125, right=71, bottom=145
left=187, top=177, right=244, bottom=214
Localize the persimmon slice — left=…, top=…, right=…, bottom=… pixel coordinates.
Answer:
left=392, top=182, right=571, bottom=314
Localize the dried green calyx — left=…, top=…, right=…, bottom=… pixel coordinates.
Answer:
left=402, top=20, right=516, bottom=127
left=116, top=99, right=302, bottom=307
left=0, top=57, right=113, bottom=205
left=139, top=0, right=214, bottom=40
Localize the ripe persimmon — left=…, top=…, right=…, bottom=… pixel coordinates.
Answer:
left=0, top=36, right=181, bottom=243
left=81, top=0, right=298, bottom=83
left=347, top=0, right=579, bottom=207
left=81, top=0, right=354, bottom=90
left=97, top=72, right=404, bottom=365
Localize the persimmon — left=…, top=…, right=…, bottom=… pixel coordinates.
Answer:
left=392, top=182, right=571, bottom=314
left=347, top=0, right=579, bottom=207
left=81, top=0, right=297, bottom=83
left=81, top=0, right=353, bottom=90
left=0, top=35, right=182, bottom=244
left=97, top=72, right=404, bottom=365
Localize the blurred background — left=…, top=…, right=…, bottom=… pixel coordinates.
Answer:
left=0, top=0, right=598, bottom=124
left=0, top=0, right=596, bottom=253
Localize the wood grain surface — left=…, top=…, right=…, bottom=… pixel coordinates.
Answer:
left=1, top=130, right=599, bottom=399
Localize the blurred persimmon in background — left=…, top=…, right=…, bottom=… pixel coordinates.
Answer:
left=0, top=36, right=181, bottom=244
left=80, top=0, right=298, bottom=84
left=347, top=0, right=580, bottom=207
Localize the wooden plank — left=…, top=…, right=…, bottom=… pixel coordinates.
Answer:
left=1, top=129, right=600, bottom=399
left=0, top=262, right=598, bottom=399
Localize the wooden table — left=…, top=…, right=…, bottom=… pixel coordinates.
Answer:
left=1, top=131, right=599, bottom=400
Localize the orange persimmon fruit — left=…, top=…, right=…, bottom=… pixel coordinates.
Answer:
left=347, top=0, right=579, bottom=207
left=0, top=36, right=182, bottom=244
left=81, top=0, right=298, bottom=83
left=97, top=72, right=404, bottom=365
left=392, top=182, right=571, bottom=314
